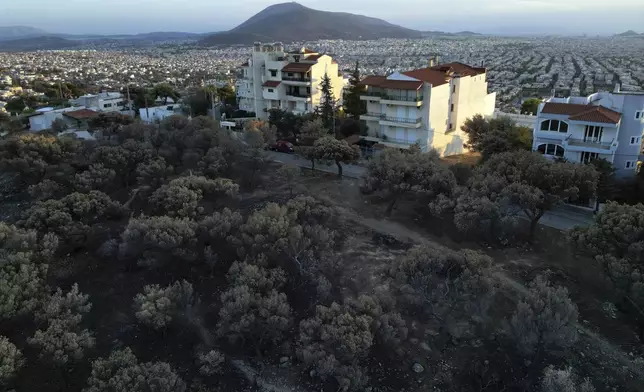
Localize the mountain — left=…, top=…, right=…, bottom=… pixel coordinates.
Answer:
left=0, top=26, right=49, bottom=41
left=616, top=30, right=641, bottom=37
left=200, top=2, right=422, bottom=45
left=0, top=36, right=83, bottom=52
left=421, top=30, right=482, bottom=37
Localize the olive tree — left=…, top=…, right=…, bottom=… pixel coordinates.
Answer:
left=217, top=261, right=292, bottom=355
left=459, top=151, right=598, bottom=238
left=118, top=215, right=198, bottom=267
left=507, top=274, right=578, bottom=357
left=389, top=245, right=496, bottom=342
left=234, top=196, right=336, bottom=272
left=135, top=157, right=173, bottom=188
left=461, top=114, right=532, bottom=159
left=195, top=349, right=225, bottom=376
left=20, top=191, right=123, bottom=244
left=84, top=347, right=186, bottom=392
left=297, top=297, right=382, bottom=391
left=541, top=365, right=595, bottom=392
left=133, top=280, right=195, bottom=329
left=569, top=202, right=644, bottom=317
left=0, top=223, right=57, bottom=319
left=74, top=164, right=117, bottom=192
left=0, top=336, right=24, bottom=385
left=313, top=136, right=360, bottom=177
left=28, top=284, right=95, bottom=364
left=362, top=148, right=456, bottom=215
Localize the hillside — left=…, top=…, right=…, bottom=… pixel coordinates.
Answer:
left=616, top=30, right=642, bottom=37
left=0, top=26, right=48, bottom=41
left=0, top=36, right=83, bottom=52
left=200, top=2, right=422, bottom=45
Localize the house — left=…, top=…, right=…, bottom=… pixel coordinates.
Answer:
left=139, top=105, right=179, bottom=123
left=236, top=42, right=346, bottom=120
left=532, top=85, right=644, bottom=178
left=358, top=61, right=496, bottom=155
left=72, top=92, right=132, bottom=115
left=28, top=106, right=87, bottom=132
left=62, top=108, right=99, bottom=129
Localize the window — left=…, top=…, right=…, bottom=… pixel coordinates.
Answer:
left=452, top=85, right=456, bottom=93
left=288, top=73, right=293, bottom=77
left=636, top=111, right=642, bottom=120
left=270, top=69, right=277, bottom=77
left=450, top=104, right=454, bottom=112
left=448, top=123, right=453, bottom=130
left=539, top=119, right=568, bottom=132
left=626, top=161, right=636, bottom=169
left=584, top=125, right=603, bottom=142
left=631, top=136, right=641, bottom=145
left=581, top=151, right=598, bottom=164
left=537, top=143, right=565, bottom=157
left=103, top=103, right=112, bottom=108
left=306, top=87, right=311, bottom=94
left=268, top=88, right=274, bottom=93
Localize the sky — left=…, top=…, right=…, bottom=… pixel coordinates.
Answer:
left=1, top=0, right=641, bottom=36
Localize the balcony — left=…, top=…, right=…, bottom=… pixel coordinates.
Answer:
left=285, top=92, right=311, bottom=101
left=282, top=76, right=312, bottom=83
left=360, top=112, right=385, bottom=121
left=380, top=116, right=423, bottom=128
left=381, top=95, right=424, bottom=107
left=360, top=91, right=386, bottom=101
left=563, top=135, right=618, bottom=153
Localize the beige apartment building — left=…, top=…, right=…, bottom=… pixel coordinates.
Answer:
left=359, top=62, right=496, bottom=155
left=236, top=42, right=345, bottom=120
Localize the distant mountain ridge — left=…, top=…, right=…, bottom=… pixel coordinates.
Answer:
left=0, top=26, right=48, bottom=41
left=200, top=2, right=423, bottom=45
left=0, top=36, right=83, bottom=52
left=616, top=30, right=642, bottom=37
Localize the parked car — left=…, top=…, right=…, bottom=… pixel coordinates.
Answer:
left=270, top=140, right=295, bottom=153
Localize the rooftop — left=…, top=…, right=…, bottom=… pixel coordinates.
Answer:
left=263, top=81, right=281, bottom=88
left=63, top=108, right=99, bottom=120
left=282, top=63, right=313, bottom=73
left=541, top=102, right=621, bottom=124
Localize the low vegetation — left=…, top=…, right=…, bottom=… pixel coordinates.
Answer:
left=0, top=113, right=640, bottom=392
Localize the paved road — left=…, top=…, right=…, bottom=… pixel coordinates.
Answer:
left=267, top=151, right=366, bottom=179
left=268, top=151, right=594, bottom=230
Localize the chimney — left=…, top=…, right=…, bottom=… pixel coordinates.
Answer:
left=613, top=83, right=621, bottom=93
left=429, top=55, right=436, bottom=67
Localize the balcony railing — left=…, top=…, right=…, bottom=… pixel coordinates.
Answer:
left=286, top=92, right=309, bottom=98
left=362, top=112, right=385, bottom=118
left=383, top=95, right=424, bottom=102
left=382, top=116, right=422, bottom=124
left=565, top=136, right=616, bottom=150
left=282, top=76, right=311, bottom=82
left=363, top=91, right=386, bottom=98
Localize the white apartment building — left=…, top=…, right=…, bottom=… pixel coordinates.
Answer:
left=358, top=62, right=496, bottom=156
left=532, top=86, right=644, bottom=178
left=72, top=92, right=132, bottom=114
left=236, top=42, right=345, bottom=120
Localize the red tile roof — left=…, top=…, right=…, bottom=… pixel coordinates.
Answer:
left=63, top=109, right=99, bottom=120
left=381, top=80, right=423, bottom=90
left=282, top=63, right=313, bottom=72
left=402, top=68, right=450, bottom=87
left=305, top=54, right=323, bottom=61
left=263, top=81, right=281, bottom=88
left=359, top=75, right=387, bottom=86
left=541, top=102, right=621, bottom=124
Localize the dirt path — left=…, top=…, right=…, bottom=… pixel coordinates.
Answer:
left=343, top=207, right=644, bottom=382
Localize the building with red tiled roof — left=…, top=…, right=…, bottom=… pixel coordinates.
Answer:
left=532, top=86, right=644, bottom=178
left=236, top=42, right=345, bottom=120
left=358, top=61, right=496, bottom=156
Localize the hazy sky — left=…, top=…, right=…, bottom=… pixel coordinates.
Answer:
left=2, top=0, right=641, bottom=35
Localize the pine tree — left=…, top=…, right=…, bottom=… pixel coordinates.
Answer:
left=319, top=72, right=336, bottom=131
left=344, top=61, right=366, bottom=120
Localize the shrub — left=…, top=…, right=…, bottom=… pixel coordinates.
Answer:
left=508, top=275, right=578, bottom=356
left=133, top=280, right=195, bottom=329
left=196, top=350, right=225, bottom=376
left=0, top=336, right=24, bottom=385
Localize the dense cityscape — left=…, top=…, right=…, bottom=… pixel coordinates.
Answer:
left=1, top=36, right=643, bottom=113
left=2, top=1, right=644, bottom=391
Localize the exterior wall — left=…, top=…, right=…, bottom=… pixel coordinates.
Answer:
left=613, top=94, right=644, bottom=177
left=428, top=84, right=466, bottom=155
left=29, top=106, right=84, bottom=131
left=310, top=55, right=342, bottom=110
left=139, top=105, right=178, bottom=123
left=452, top=73, right=495, bottom=133
left=493, top=111, right=537, bottom=128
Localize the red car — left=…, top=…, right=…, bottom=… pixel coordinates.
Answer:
left=270, top=140, right=295, bottom=153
